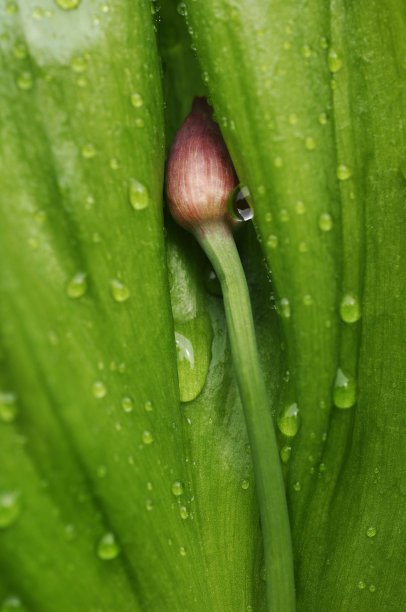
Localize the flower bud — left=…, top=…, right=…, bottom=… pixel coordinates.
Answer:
left=165, top=97, right=238, bottom=230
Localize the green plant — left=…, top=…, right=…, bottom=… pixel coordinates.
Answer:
left=0, top=1, right=405, bottom=611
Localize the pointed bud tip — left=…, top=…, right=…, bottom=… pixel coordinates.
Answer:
left=165, top=97, right=238, bottom=230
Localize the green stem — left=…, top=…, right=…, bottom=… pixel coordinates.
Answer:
left=194, top=221, right=295, bottom=612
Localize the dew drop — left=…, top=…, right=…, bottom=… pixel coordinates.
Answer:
left=333, top=368, right=356, bottom=409
left=121, top=397, right=133, bottom=413
left=228, top=185, right=253, bottom=221
left=277, top=403, right=300, bottom=437
left=369, top=585, right=376, bottom=593
left=130, top=92, right=143, bottom=108
left=318, top=112, right=328, bottom=125
left=293, top=481, right=301, bottom=492
left=295, top=201, right=305, bottom=214
left=301, top=44, right=312, bottom=58
left=81, top=143, right=96, bottom=159
left=339, top=293, right=361, bottom=323
left=5, top=1, right=18, bottom=14
left=328, top=48, right=343, bottom=73
left=265, top=212, right=272, bottom=222
left=92, top=381, right=107, bottom=399
left=318, top=212, right=333, bottom=231
left=110, top=157, right=120, bottom=170
left=177, top=2, right=187, bottom=16
left=179, top=546, right=187, bottom=556
left=279, top=208, right=289, bottom=222
left=128, top=178, right=149, bottom=210
left=110, top=279, right=130, bottom=302
left=13, top=43, right=28, bottom=60
left=144, top=400, right=153, bottom=412
left=358, top=580, right=366, bottom=590
left=302, top=294, right=313, bottom=306
left=0, top=596, right=26, bottom=612
left=280, top=445, right=292, bottom=464
left=337, top=164, right=351, bottom=181
left=366, top=526, right=377, bottom=538
left=279, top=298, right=291, bottom=319
left=241, top=479, right=250, bottom=490
left=66, top=272, right=87, bottom=299
left=0, top=392, right=18, bottom=424
left=54, top=0, right=81, bottom=9
left=17, top=72, right=34, bottom=91
left=171, top=480, right=183, bottom=496
left=142, top=430, right=154, bottom=445
left=179, top=505, right=188, bottom=519
left=97, top=532, right=120, bottom=560
left=305, top=136, right=316, bottom=151
left=267, top=235, right=278, bottom=249
left=135, top=118, right=145, bottom=128
left=0, top=491, right=22, bottom=529
left=145, top=498, right=153, bottom=511
left=71, top=56, right=87, bottom=73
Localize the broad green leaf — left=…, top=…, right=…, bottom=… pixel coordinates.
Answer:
left=183, top=0, right=406, bottom=609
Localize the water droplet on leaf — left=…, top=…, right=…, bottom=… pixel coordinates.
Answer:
left=128, top=178, right=149, bottom=210
left=97, top=532, right=120, bottom=560
left=0, top=392, right=18, bottom=423
left=333, top=368, right=356, bottom=409
left=66, top=272, right=87, bottom=299
left=110, top=279, right=130, bottom=302
left=339, top=293, right=361, bottom=323
left=337, top=164, right=351, bottom=181
left=92, top=381, right=107, bottom=399
left=328, top=48, right=343, bottom=73
left=171, top=480, right=183, bottom=496
left=0, top=491, right=22, bottom=529
left=277, top=403, right=300, bottom=437
left=318, top=212, right=333, bottom=231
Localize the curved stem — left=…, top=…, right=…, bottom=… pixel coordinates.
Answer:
left=194, top=221, right=295, bottom=612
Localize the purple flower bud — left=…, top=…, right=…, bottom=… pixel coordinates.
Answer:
left=165, top=97, right=238, bottom=230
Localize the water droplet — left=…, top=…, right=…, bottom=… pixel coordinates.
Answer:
left=177, top=2, right=187, bottom=16
left=366, top=526, right=376, bottom=538
left=71, top=56, right=87, bottom=73
left=81, top=143, right=96, bottom=159
left=13, top=43, right=28, bottom=59
left=339, top=293, right=361, bottom=323
left=54, top=0, right=81, bottom=9
left=305, top=136, right=316, bottom=151
left=135, top=118, right=145, bottom=128
left=302, top=294, right=313, bottom=306
left=318, top=212, right=333, bottom=231
left=5, top=1, right=18, bottom=14
left=279, top=209, right=289, bottom=222
left=245, top=443, right=251, bottom=455
left=241, top=479, right=250, bottom=490
left=328, top=48, right=343, bottom=73
left=0, top=596, right=26, bottom=612
left=280, top=445, right=292, bottom=464
left=264, top=211, right=272, bottom=222
left=0, top=491, right=22, bottom=529
left=320, top=36, right=328, bottom=49
left=369, top=585, right=376, bottom=593
left=144, top=400, right=153, bottom=412
left=179, top=546, right=187, bottom=556
left=174, top=315, right=212, bottom=403
left=142, top=430, right=153, bottom=445
left=17, top=72, right=33, bottom=91
left=228, top=185, right=253, bottom=221
left=277, top=403, right=300, bottom=437
left=301, top=44, right=312, bottom=58
left=179, top=505, right=188, bottom=519
left=97, top=532, right=120, bottom=560
left=318, top=112, right=328, bottom=125
left=293, top=481, right=301, bottom=492
left=110, top=279, right=130, bottom=302
left=145, top=498, right=153, bottom=511
left=267, top=235, right=278, bottom=249
left=121, top=396, right=133, bottom=413
left=64, top=523, right=77, bottom=541
left=333, top=368, right=356, bottom=409
left=279, top=298, right=291, bottom=319
left=128, top=178, right=149, bottom=210
left=0, top=392, right=18, bottom=423
left=66, top=272, right=87, bottom=299
left=97, top=465, right=107, bottom=478
left=130, top=92, right=143, bottom=108
left=171, top=480, right=183, bottom=496
left=295, top=201, right=305, bottom=214
left=110, top=157, right=120, bottom=170
left=337, top=164, right=351, bottom=181
left=92, top=381, right=107, bottom=399
left=298, top=242, right=308, bottom=253
left=358, top=580, right=366, bottom=590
